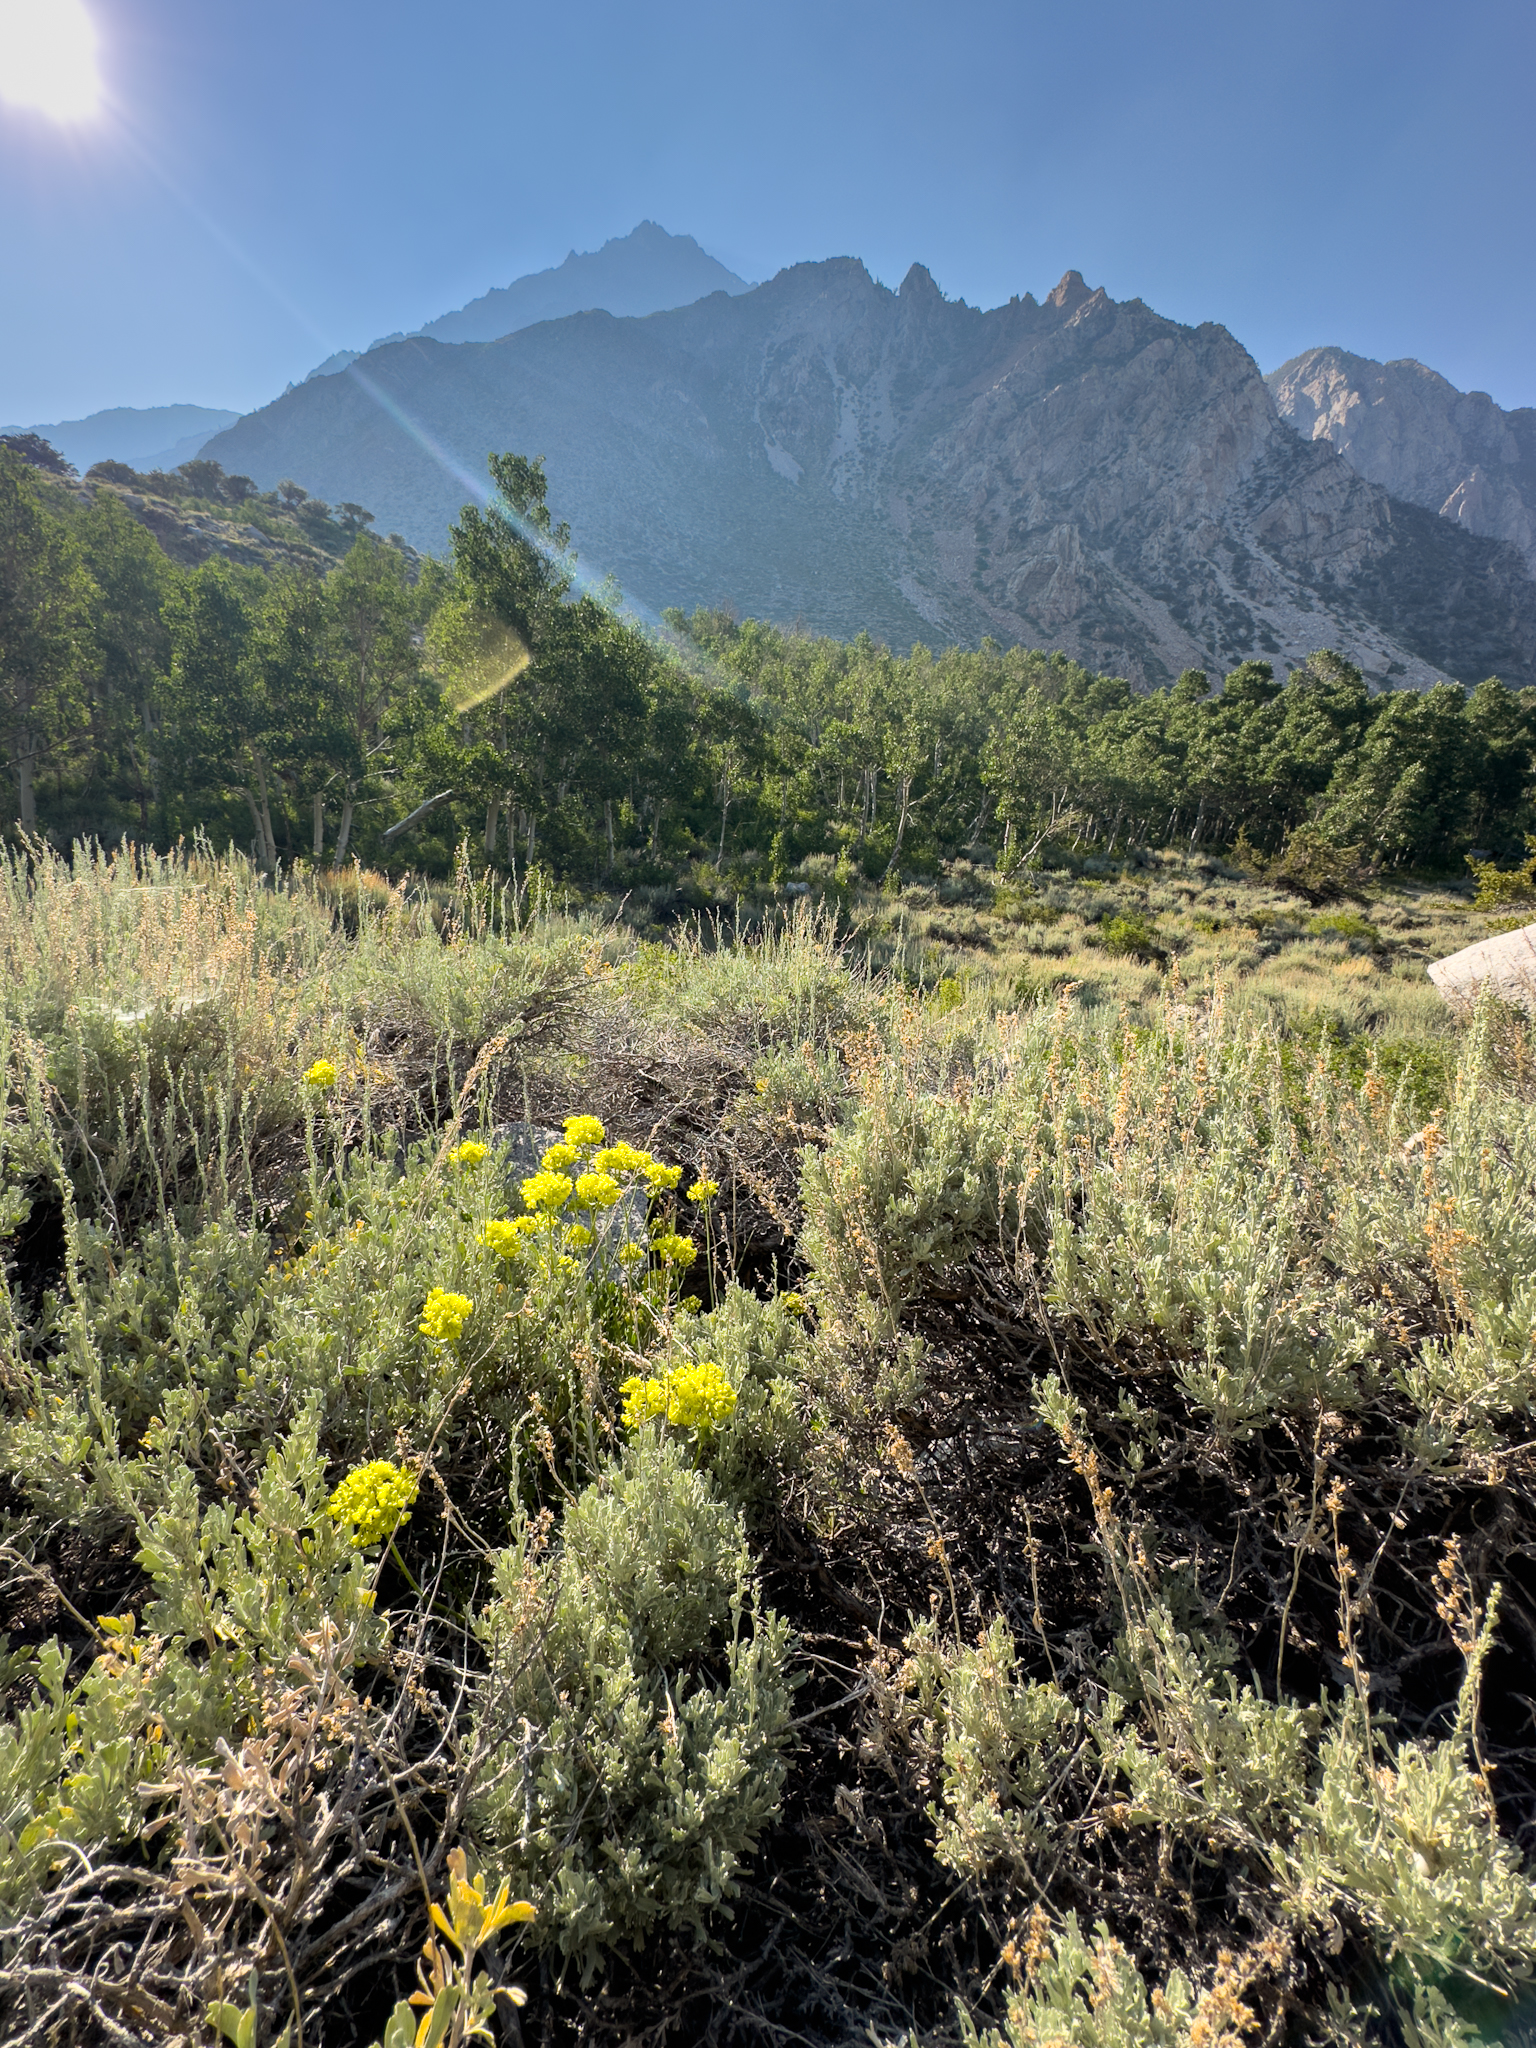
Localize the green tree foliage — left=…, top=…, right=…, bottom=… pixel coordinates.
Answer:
left=0, top=449, right=94, bottom=831
left=6, top=446, right=1536, bottom=884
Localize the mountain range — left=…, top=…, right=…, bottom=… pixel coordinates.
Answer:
left=2, top=402, right=241, bottom=475
left=204, top=258, right=1536, bottom=688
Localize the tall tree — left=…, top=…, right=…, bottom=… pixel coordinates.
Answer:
left=0, top=450, right=93, bottom=832
left=325, top=537, right=419, bottom=862
left=74, top=491, right=176, bottom=832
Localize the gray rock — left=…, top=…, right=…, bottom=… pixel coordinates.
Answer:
left=1427, top=922, right=1536, bottom=1013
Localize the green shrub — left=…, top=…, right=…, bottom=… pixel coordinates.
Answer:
left=679, top=1285, right=808, bottom=1513
left=473, top=1432, right=794, bottom=1983
left=799, top=1082, right=1014, bottom=1330
left=1466, top=836, right=1536, bottom=914
left=1094, top=912, right=1164, bottom=961
left=1311, top=909, right=1383, bottom=949
left=896, top=1616, right=1074, bottom=1883
left=0, top=1406, right=383, bottom=1913
left=991, top=888, right=1061, bottom=927
left=958, top=1915, right=1206, bottom=2048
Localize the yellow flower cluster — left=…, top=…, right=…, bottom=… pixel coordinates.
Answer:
left=686, top=1177, right=719, bottom=1203
left=593, top=1140, right=648, bottom=1173
left=620, top=1361, right=738, bottom=1433
left=326, top=1459, right=420, bottom=1547
left=509, top=1118, right=686, bottom=1233
left=480, top=1216, right=537, bottom=1258
left=521, top=1169, right=574, bottom=1213
left=303, top=1059, right=337, bottom=1089
left=419, top=1287, right=473, bottom=1342
left=447, top=1140, right=488, bottom=1169
left=650, top=1231, right=696, bottom=1267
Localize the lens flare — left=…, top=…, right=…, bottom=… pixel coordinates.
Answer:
left=437, top=615, right=533, bottom=714
left=0, top=0, right=101, bottom=121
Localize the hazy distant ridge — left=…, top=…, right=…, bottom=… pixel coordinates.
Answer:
left=303, top=221, right=751, bottom=381
left=4, top=403, right=240, bottom=474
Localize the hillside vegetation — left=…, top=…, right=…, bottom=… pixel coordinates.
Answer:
left=0, top=828, right=1534, bottom=2046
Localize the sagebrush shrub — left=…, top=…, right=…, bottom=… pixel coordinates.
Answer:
left=473, top=1432, right=794, bottom=1983
left=897, top=1616, right=1075, bottom=1882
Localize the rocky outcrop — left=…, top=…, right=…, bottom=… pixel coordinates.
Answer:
left=204, top=262, right=1536, bottom=687
left=74, top=477, right=422, bottom=578
left=1268, top=347, right=1536, bottom=578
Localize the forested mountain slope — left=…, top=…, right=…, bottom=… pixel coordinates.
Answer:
left=1269, top=346, right=1536, bottom=577
left=204, top=261, right=1536, bottom=687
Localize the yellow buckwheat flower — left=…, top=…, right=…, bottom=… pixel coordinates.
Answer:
left=563, top=1114, right=606, bottom=1148
left=327, top=1460, right=420, bottom=1547
left=447, top=1140, right=488, bottom=1169
left=481, top=1217, right=535, bottom=1258
left=651, top=1231, right=696, bottom=1266
left=594, top=1141, right=652, bottom=1175
left=303, top=1059, right=337, bottom=1089
left=574, top=1170, right=622, bottom=1210
left=620, top=1361, right=737, bottom=1433
left=419, top=1288, right=473, bottom=1342
left=540, top=1141, right=580, bottom=1172
left=521, top=1170, right=573, bottom=1214
left=643, top=1160, right=683, bottom=1193
left=686, top=1178, right=719, bottom=1203
left=564, top=1223, right=595, bottom=1249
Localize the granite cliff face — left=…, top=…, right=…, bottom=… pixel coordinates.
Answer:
left=1269, top=348, right=1536, bottom=579
left=205, top=262, right=1536, bottom=687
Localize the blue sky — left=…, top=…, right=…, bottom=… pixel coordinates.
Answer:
left=2, top=0, right=1533, bottom=424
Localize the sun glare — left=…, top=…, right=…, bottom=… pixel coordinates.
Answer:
left=0, top=0, right=101, bottom=122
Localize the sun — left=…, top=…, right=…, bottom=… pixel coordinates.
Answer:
left=0, top=0, right=102, bottom=122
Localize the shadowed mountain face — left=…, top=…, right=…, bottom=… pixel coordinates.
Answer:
left=303, top=222, right=752, bottom=379
left=205, top=261, right=1536, bottom=687
left=413, top=221, right=751, bottom=345
left=1269, top=347, right=1536, bottom=580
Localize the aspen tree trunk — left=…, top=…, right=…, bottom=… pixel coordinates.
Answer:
left=250, top=755, right=279, bottom=873
left=15, top=736, right=36, bottom=832
left=312, top=792, right=325, bottom=859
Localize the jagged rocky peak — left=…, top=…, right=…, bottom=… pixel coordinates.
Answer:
left=1046, top=269, right=1095, bottom=315
left=899, top=263, right=943, bottom=299
left=1269, top=345, right=1536, bottom=575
